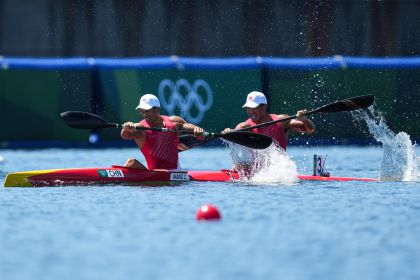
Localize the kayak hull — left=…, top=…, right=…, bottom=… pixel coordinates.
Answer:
left=4, top=165, right=379, bottom=187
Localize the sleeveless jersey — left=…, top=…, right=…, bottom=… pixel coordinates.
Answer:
left=245, top=114, right=287, bottom=150
left=139, top=116, right=179, bottom=170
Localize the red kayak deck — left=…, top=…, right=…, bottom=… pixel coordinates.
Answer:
left=4, top=165, right=379, bottom=187
left=188, top=170, right=378, bottom=182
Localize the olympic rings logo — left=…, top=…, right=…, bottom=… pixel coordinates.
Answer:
left=158, top=78, right=213, bottom=124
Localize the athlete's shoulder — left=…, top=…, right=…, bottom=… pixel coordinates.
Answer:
left=138, top=119, right=147, bottom=126
left=169, top=115, right=186, bottom=123
left=235, top=121, right=250, bottom=129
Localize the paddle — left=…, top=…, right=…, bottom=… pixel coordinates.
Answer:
left=60, top=111, right=272, bottom=150
left=240, top=94, right=375, bottom=131
left=179, top=94, right=375, bottom=150
left=177, top=132, right=272, bottom=151
left=60, top=111, right=171, bottom=131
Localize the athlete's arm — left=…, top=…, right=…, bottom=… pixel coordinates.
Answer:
left=222, top=122, right=250, bottom=134
left=234, top=122, right=250, bottom=130
left=170, top=116, right=204, bottom=136
left=121, top=122, right=146, bottom=140
left=287, top=110, right=315, bottom=134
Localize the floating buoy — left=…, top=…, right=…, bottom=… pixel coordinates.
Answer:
left=196, top=204, right=221, bottom=221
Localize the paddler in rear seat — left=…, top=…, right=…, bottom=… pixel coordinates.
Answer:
left=223, top=91, right=315, bottom=174
left=121, top=94, right=204, bottom=170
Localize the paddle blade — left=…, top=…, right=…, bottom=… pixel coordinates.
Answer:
left=60, top=111, right=110, bottom=129
left=221, top=131, right=272, bottom=149
left=178, top=135, right=211, bottom=152
left=313, top=95, right=374, bottom=114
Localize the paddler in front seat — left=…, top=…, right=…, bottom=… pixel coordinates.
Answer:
left=223, top=91, right=316, bottom=174
left=121, top=93, right=204, bottom=170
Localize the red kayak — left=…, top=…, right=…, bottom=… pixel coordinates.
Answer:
left=4, top=165, right=379, bottom=187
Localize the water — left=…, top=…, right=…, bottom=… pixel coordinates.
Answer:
left=1, top=145, right=420, bottom=280
left=1, top=106, right=420, bottom=280
left=228, top=143, right=299, bottom=184
left=353, top=108, right=420, bottom=181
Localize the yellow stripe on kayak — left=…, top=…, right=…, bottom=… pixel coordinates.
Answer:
left=4, top=169, right=63, bottom=187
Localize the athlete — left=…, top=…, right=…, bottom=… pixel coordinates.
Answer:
left=224, top=91, right=315, bottom=174
left=121, top=94, right=204, bottom=170
left=224, top=91, right=315, bottom=148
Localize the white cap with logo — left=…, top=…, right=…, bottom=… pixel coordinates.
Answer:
left=242, top=91, right=267, bottom=108
left=135, top=94, right=161, bottom=110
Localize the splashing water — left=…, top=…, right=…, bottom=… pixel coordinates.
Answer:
left=353, top=108, right=419, bottom=181
left=226, top=142, right=299, bottom=185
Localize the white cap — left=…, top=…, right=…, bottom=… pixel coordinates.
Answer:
left=242, top=91, right=267, bottom=108
left=135, top=94, right=160, bottom=110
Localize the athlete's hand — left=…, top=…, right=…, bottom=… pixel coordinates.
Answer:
left=193, top=126, right=204, bottom=136
left=296, top=110, right=308, bottom=120
left=222, top=128, right=233, bottom=134
left=123, top=122, right=137, bottom=132
left=193, top=126, right=205, bottom=139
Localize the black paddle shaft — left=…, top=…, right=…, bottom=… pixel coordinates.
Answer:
left=60, top=111, right=176, bottom=132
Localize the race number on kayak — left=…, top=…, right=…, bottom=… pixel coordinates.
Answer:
left=313, top=155, right=328, bottom=176
left=98, top=169, right=124, bottom=178
left=170, top=172, right=189, bottom=181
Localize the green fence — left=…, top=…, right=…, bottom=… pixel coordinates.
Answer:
left=267, top=67, right=420, bottom=143
left=1, top=57, right=420, bottom=147
left=0, top=69, right=92, bottom=143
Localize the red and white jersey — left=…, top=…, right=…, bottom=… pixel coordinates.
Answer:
left=139, top=116, right=179, bottom=170
left=245, top=114, right=287, bottom=150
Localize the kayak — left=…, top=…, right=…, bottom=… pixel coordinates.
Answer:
left=4, top=165, right=379, bottom=187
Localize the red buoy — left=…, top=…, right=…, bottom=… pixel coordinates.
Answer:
left=196, top=204, right=221, bottom=221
